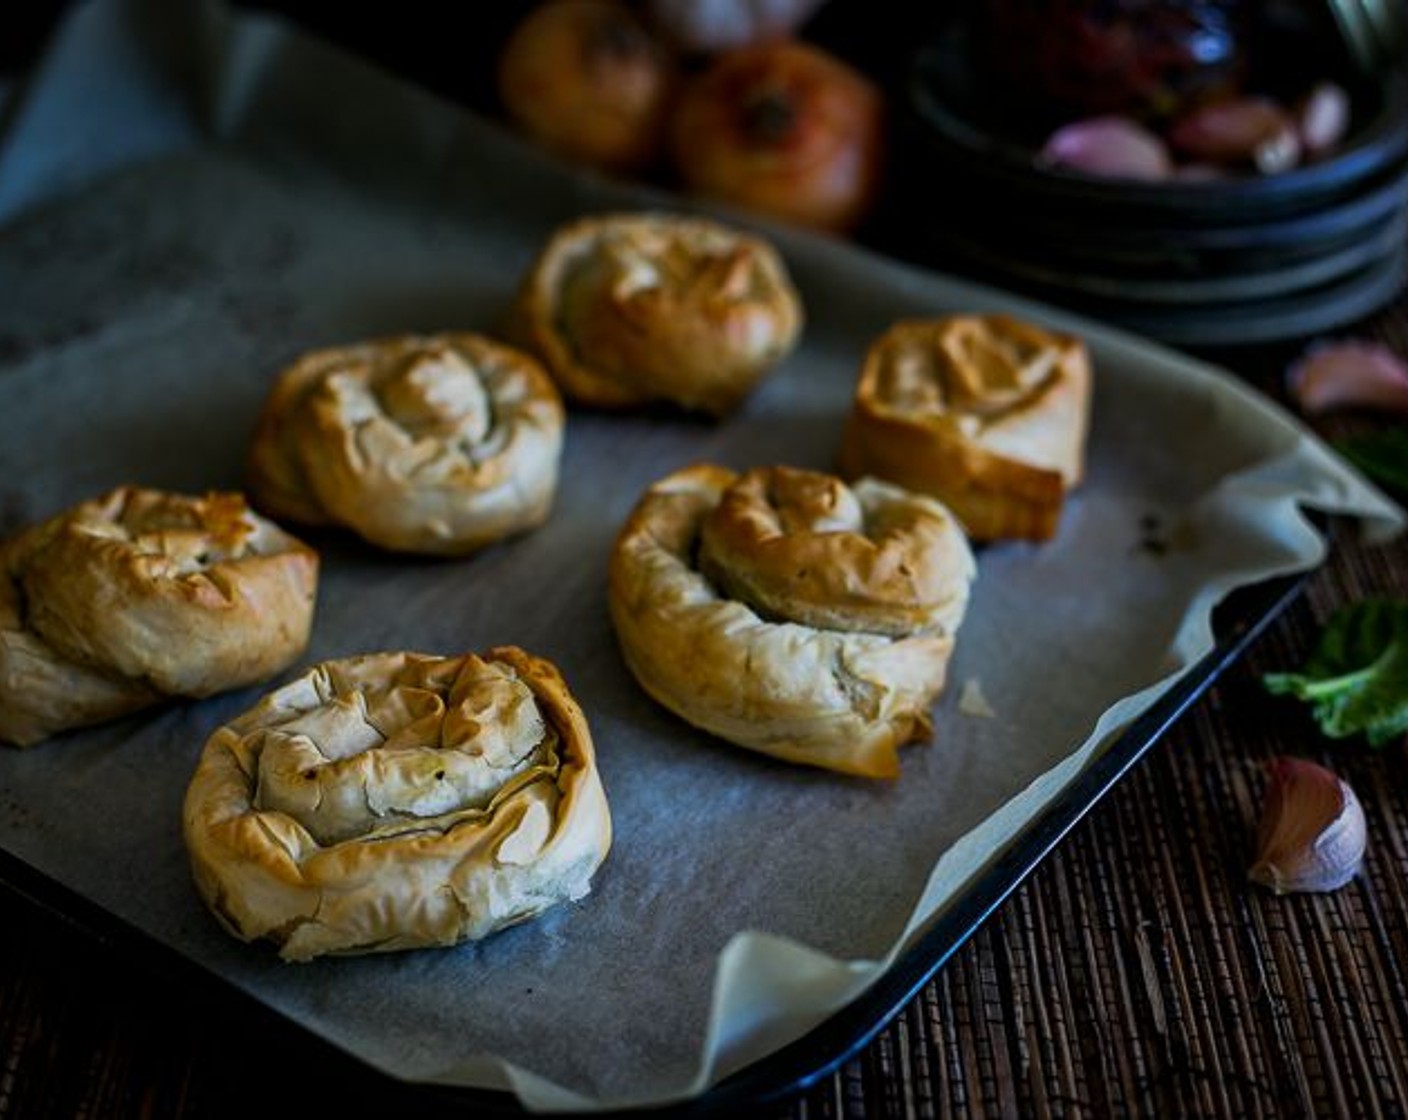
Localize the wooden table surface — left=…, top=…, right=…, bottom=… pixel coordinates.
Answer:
left=4, top=4, right=1408, bottom=1117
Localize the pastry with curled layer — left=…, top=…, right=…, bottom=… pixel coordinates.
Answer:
left=608, top=463, right=975, bottom=777
left=247, top=333, right=564, bottom=555
left=0, top=487, right=318, bottom=748
left=838, top=315, right=1092, bottom=542
left=182, top=645, right=611, bottom=961
left=513, top=211, right=803, bottom=414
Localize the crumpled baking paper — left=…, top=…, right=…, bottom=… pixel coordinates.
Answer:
left=0, top=0, right=1401, bottom=1110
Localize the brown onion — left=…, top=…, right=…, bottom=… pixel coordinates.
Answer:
left=669, top=40, right=885, bottom=234
left=497, top=0, right=676, bottom=174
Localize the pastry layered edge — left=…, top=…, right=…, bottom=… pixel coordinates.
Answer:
left=182, top=645, right=612, bottom=961
left=608, top=462, right=973, bottom=778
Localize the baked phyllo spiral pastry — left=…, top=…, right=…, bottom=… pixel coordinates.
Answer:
left=513, top=212, right=803, bottom=414
left=608, top=463, right=975, bottom=778
left=247, top=332, right=564, bottom=555
left=183, top=645, right=611, bottom=961
left=838, top=315, right=1092, bottom=543
left=0, top=487, right=318, bottom=748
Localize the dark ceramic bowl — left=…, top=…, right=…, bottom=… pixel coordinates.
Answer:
left=903, top=16, right=1408, bottom=226
left=884, top=11, right=1408, bottom=347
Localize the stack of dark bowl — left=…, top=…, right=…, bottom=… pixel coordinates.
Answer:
left=883, top=3, right=1408, bottom=350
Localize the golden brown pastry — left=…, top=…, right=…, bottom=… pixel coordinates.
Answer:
left=513, top=211, right=803, bottom=414
left=182, top=645, right=612, bottom=961
left=838, top=315, right=1092, bottom=542
left=609, top=463, right=975, bottom=778
left=0, top=487, right=319, bottom=748
left=247, top=332, right=564, bottom=555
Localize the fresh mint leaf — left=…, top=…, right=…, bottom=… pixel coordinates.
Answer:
left=1263, top=598, right=1408, bottom=747
left=1335, top=429, right=1408, bottom=494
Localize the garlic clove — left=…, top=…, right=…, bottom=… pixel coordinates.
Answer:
left=1296, top=81, right=1352, bottom=158
left=1036, top=116, right=1174, bottom=181
left=1249, top=757, right=1366, bottom=895
left=1167, top=97, right=1302, bottom=174
left=1286, top=339, right=1408, bottom=416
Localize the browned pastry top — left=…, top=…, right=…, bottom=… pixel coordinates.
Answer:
left=246, top=332, right=564, bottom=555
left=607, top=462, right=975, bottom=777
left=515, top=211, right=803, bottom=414
left=183, top=645, right=612, bottom=961
left=698, top=465, right=974, bottom=636
left=0, top=487, right=318, bottom=747
left=839, top=314, right=1093, bottom=542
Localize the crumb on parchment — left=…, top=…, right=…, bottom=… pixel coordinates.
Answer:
left=959, top=678, right=996, bottom=719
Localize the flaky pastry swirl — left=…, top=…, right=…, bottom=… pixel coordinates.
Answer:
left=609, top=464, right=975, bottom=778
left=247, top=333, right=564, bottom=555
left=838, top=315, right=1092, bottom=542
left=182, top=646, right=611, bottom=961
left=0, top=487, right=318, bottom=748
left=514, top=211, right=803, bottom=414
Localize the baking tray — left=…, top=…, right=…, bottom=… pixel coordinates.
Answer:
left=0, top=0, right=1401, bottom=1112
left=0, top=566, right=1310, bottom=1117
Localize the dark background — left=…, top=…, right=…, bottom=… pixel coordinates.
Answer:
left=1, top=1, right=938, bottom=106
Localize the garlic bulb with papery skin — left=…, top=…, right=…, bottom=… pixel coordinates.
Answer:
left=1249, top=757, right=1366, bottom=895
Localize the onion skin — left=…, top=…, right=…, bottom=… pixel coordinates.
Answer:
left=497, top=0, right=676, bottom=174
left=669, top=41, right=885, bottom=234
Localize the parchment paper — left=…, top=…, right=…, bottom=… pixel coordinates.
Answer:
left=0, top=0, right=1401, bottom=1110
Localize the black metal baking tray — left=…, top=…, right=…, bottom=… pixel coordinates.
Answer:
left=0, top=566, right=1309, bottom=1117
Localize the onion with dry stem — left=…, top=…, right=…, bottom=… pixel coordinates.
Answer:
left=669, top=40, right=885, bottom=234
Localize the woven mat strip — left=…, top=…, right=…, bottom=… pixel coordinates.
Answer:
left=783, top=516, right=1408, bottom=1117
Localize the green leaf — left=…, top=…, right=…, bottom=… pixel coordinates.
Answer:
left=1335, top=429, right=1408, bottom=494
left=1262, top=598, right=1408, bottom=747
